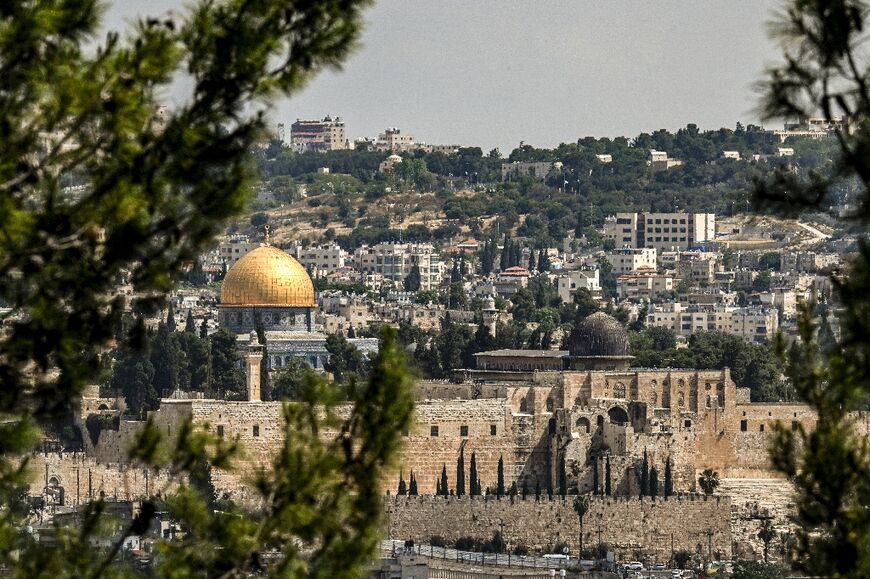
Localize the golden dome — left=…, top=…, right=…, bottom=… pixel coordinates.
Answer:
left=220, top=245, right=315, bottom=307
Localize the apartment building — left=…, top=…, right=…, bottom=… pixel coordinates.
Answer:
left=606, top=247, right=657, bottom=275
left=604, top=212, right=716, bottom=252
left=353, top=243, right=443, bottom=291
left=556, top=269, right=601, bottom=303
left=218, top=234, right=259, bottom=267
left=646, top=303, right=779, bottom=343
left=376, top=128, right=416, bottom=152
left=290, top=243, right=348, bottom=277
left=616, top=269, right=674, bottom=301
left=289, top=116, right=346, bottom=152
left=649, top=150, right=683, bottom=172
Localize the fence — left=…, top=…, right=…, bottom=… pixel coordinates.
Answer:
left=380, top=540, right=585, bottom=571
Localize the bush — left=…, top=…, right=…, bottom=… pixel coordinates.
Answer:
left=429, top=536, right=447, bottom=548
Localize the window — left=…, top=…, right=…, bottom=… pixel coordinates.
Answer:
left=430, top=425, right=439, bottom=437
left=460, top=425, right=469, bottom=437
left=684, top=419, right=692, bottom=428
left=253, top=425, right=260, bottom=437
left=760, top=424, right=765, bottom=432
left=217, top=425, right=224, bottom=438
left=740, top=420, right=748, bottom=432
left=490, top=424, right=497, bottom=436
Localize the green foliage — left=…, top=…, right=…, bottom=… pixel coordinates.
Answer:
left=673, top=549, right=693, bottom=569
left=269, top=358, right=314, bottom=401
left=325, top=332, right=369, bottom=385
left=731, top=560, right=786, bottom=579
left=698, top=468, right=720, bottom=495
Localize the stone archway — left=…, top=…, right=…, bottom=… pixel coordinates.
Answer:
left=576, top=417, right=591, bottom=434
left=607, top=406, right=629, bottom=425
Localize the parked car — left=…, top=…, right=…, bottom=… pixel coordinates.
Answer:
left=653, top=563, right=666, bottom=570
left=627, top=561, right=644, bottom=571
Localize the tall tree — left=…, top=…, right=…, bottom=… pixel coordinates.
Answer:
left=397, top=472, right=407, bottom=496
left=605, top=456, right=612, bottom=496
left=573, top=494, right=590, bottom=557
left=640, top=449, right=649, bottom=497
left=469, top=452, right=480, bottom=496
left=649, top=466, right=659, bottom=498
left=558, top=456, right=567, bottom=498
left=664, top=456, right=674, bottom=498
left=185, top=311, right=196, bottom=333
left=440, top=464, right=449, bottom=497
left=403, top=264, right=421, bottom=292
left=497, top=455, right=506, bottom=498
left=409, top=472, right=418, bottom=496
left=456, top=448, right=466, bottom=496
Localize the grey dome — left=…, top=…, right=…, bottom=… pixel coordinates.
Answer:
left=569, top=312, right=629, bottom=357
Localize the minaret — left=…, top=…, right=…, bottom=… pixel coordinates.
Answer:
left=245, top=331, right=263, bottom=401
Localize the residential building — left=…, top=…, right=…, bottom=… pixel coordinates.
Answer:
left=616, top=269, right=674, bottom=301
left=604, top=212, right=716, bottom=252
left=289, top=116, right=346, bottom=152
left=646, top=303, right=779, bottom=343
left=500, top=161, right=562, bottom=181
left=218, top=234, right=259, bottom=267
left=290, top=243, right=348, bottom=277
left=606, top=247, right=657, bottom=275
left=649, top=150, right=683, bottom=172
left=353, top=243, right=443, bottom=291
left=378, top=154, right=403, bottom=173
left=376, top=128, right=416, bottom=152
left=556, top=269, right=601, bottom=303
left=722, top=151, right=741, bottom=160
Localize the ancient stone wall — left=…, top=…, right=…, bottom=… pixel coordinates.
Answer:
left=385, top=494, right=732, bottom=562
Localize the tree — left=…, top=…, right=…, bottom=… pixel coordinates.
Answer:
left=497, top=455, right=505, bottom=498
left=110, top=349, right=157, bottom=418
left=731, top=561, right=786, bottom=579
left=759, top=519, right=777, bottom=563
left=325, top=332, right=369, bottom=385
left=558, top=456, right=567, bottom=498
left=440, top=464, right=449, bottom=497
left=673, top=550, right=693, bottom=570
left=664, top=456, right=673, bottom=498
left=698, top=468, right=720, bottom=496
left=573, top=494, right=590, bottom=556
left=649, top=466, right=659, bottom=497
left=469, top=452, right=480, bottom=496
left=269, top=358, right=313, bottom=401
left=409, top=471, right=418, bottom=496
left=456, top=448, right=466, bottom=496
left=0, top=11, right=396, bottom=577
left=403, top=264, right=422, bottom=292
left=185, top=311, right=197, bottom=333
left=605, top=456, right=612, bottom=496
left=209, top=329, right=246, bottom=400
left=640, top=449, right=649, bottom=497
left=397, top=472, right=407, bottom=496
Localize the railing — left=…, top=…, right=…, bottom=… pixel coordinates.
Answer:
left=380, top=540, right=582, bottom=571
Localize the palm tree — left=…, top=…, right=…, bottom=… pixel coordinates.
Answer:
left=698, top=469, right=720, bottom=496
left=573, top=494, right=590, bottom=557
left=758, top=519, right=776, bottom=562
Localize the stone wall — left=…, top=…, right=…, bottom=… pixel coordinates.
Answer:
left=385, top=494, right=732, bottom=562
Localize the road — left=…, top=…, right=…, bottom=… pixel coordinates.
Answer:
left=795, top=220, right=831, bottom=245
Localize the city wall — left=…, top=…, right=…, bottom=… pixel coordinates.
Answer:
left=385, top=494, right=731, bottom=562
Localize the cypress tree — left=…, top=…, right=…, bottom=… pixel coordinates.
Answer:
left=527, top=249, right=536, bottom=271
left=535, top=478, right=541, bottom=500
left=521, top=478, right=528, bottom=499
left=440, top=464, right=449, bottom=497
left=605, top=456, right=612, bottom=496
left=497, top=455, right=505, bottom=498
left=409, top=472, right=418, bottom=496
left=593, top=458, right=599, bottom=495
left=199, top=318, right=209, bottom=340
left=397, top=472, right=407, bottom=496
left=456, top=449, right=466, bottom=496
left=640, top=449, right=649, bottom=497
left=166, top=302, right=176, bottom=331
left=436, top=477, right=441, bottom=496
left=538, top=249, right=550, bottom=272
left=664, top=456, right=673, bottom=498
left=650, top=466, right=659, bottom=498
left=185, top=311, right=196, bottom=333
left=469, top=452, right=479, bottom=496
left=500, top=234, right=511, bottom=270
left=559, top=456, right=568, bottom=497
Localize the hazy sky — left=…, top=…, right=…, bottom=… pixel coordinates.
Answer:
left=106, top=1, right=784, bottom=151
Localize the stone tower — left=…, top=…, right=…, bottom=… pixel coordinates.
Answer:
left=246, top=331, right=264, bottom=401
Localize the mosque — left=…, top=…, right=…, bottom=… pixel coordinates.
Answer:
left=217, top=242, right=377, bottom=372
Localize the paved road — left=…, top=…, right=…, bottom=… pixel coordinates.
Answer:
left=795, top=220, right=831, bottom=245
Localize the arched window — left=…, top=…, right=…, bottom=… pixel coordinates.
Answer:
left=614, top=382, right=626, bottom=399
left=607, top=406, right=629, bottom=424
left=576, top=417, right=591, bottom=434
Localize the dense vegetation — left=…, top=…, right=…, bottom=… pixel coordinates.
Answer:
left=254, top=126, right=841, bottom=249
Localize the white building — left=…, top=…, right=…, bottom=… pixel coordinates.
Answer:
left=606, top=247, right=657, bottom=275
left=616, top=269, right=674, bottom=301
left=649, top=150, right=682, bottom=172
left=376, top=128, right=416, bottom=152
left=500, top=161, right=563, bottom=181
left=353, top=243, right=443, bottom=291
left=290, top=243, right=348, bottom=277
left=289, top=116, right=347, bottom=152
left=646, top=303, right=779, bottom=343
left=604, top=212, right=716, bottom=252
left=556, top=269, right=601, bottom=303
left=218, top=234, right=259, bottom=267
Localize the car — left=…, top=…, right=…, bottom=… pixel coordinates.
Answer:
left=671, top=571, right=683, bottom=578
left=653, top=563, right=666, bottom=570
left=627, top=561, right=644, bottom=571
